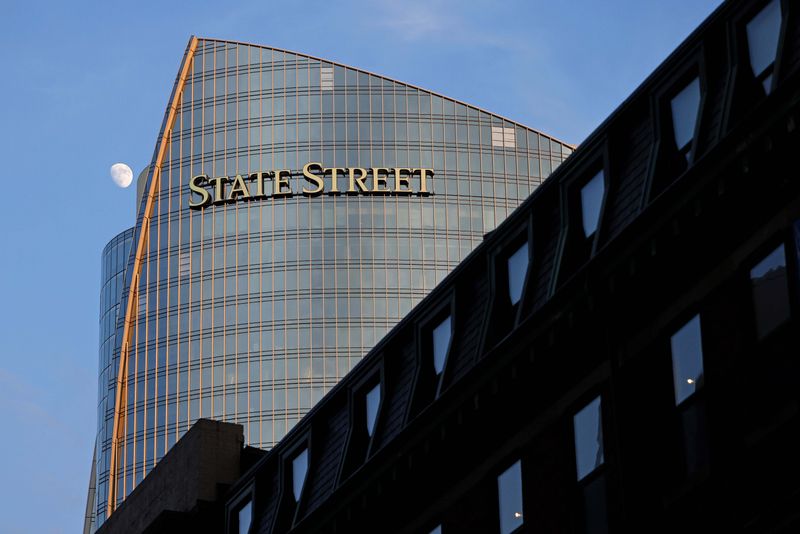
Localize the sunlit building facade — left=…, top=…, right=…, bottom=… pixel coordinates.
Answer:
left=88, top=36, right=572, bottom=528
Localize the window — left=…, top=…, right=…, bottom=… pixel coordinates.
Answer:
left=432, top=316, right=452, bottom=375
left=275, top=444, right=310, bottom=531
left=670, top=317, right=709, bottom=476
left=575, top=397, right=609, bottom=534
left=491, top=126, right=516, bottom=148
left=292, top=448, right=309, bottom=501
left=670, top=77, right=701, bottom=161
left=574, top=396, right=604, bottom=481
left=340, top=376, right=383, bottom=481
left=365, top=383, right=381, bottom=437
left=580, top=171, right=605, bottom=238
left=409, top=306, right=455, bottom=418
left=750, top=244, right=789, bottom=338
left=179, top=252, right=191, bottom=277
left=746, top=0, right=782, bottom=93
left=237, top=500, right=252, bottom=534
left=670, top=315, right=704, bottom=405
left=429, top=526, right=442, bottom=534
left=506, top=242, right=529, bottom=305
left=320, top=66, right=334, bottom=91
left=497, top=460, right=524, bottom=534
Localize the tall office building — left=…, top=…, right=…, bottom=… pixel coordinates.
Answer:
left=87, top=37, right=573, bottom=529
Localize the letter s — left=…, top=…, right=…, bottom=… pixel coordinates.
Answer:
left=302, top=162, right=324, bottom=196
left=188, top=174, right=211, bottom=208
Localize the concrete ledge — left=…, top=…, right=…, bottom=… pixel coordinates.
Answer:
left=98, top=419, right=246, bottom=534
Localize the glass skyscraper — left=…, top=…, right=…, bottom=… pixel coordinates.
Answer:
left=88, top=36, right=572, bottom=529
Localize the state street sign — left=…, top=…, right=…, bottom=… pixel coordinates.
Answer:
left=189, top=162, right=433, bottom=209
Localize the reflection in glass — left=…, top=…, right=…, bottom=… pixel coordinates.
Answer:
left=432, top=316, right=452, bottom=375
left=292, top=448, right=309, bottom=501
left=670, top=315, right=704, bottom=405
left=746, top=0, right=782, bottom=93
left=574, top=396, right=604, bottom=481
left=365, top=383, right=381, bottom=437
left=750, top=244, right=789, bottom=338
left=507, top=242, right=529, bottom=305
left=670, top=77, right=701, bottom=159
left=580, top=171, right=605, bottom=238
left=497, top=460, right=524, bottom=534
left=238, top=500, right=252, bottom=534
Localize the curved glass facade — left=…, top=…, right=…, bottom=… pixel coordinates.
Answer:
left=94, top=228, right=134, bottom=521
left=91, top=38, right=572, bottom=525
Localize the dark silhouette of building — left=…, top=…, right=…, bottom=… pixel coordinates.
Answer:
left=98, top=0, right=800, bottom=532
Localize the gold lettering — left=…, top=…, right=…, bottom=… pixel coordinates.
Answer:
left=188, top=174, right=211, bottom=208
left=372, top=167, right=391, bottom=193
left=325, top=167, right=344, bottom=194
left=348, top=167, right=369, bottom=194
left=228, top=174, right=252, bottom=201
left=273, top=169, right=292, bottom=197
left=188, top=164, right=433, bottom=208
left=208, top=176, right=228, bottom=204
left=251, top=171, right=272, bottom=198
left=415, top=168, right=433, bottom=195
left=302, top=162, right=325, bottom=196
left=394, top=168, right=412, bottom=194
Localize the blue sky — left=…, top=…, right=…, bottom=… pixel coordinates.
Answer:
left=0, top=1, right=721, bottom=532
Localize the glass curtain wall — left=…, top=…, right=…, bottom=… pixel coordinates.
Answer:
left=93, top=38, right=572, bottom=524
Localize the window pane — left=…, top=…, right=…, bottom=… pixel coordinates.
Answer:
left=497, top=460, right=524, bottom=534
left=582, top=475, right=608, bottom=534
left=670, top=77, right=701, bottom=153
left=680, top=401, right=709, bottom=474
left=507, top=242, right=529, bottom=305
left=429, top=527, right=442, bottom=534
left=750, top=244, right=789, bottom=338
left=574, top=396, right=604, bottom=481
left=365, top=383, right=381, bottom=437
left=292, top=448, right=309, bottom=501
left=432, top=316, right=452, bottom=375
left=238, top=500, right=252, bottom=534
left=580, top=171, right=605, bottom=238
left=670, top=315, right=704, bottom=405
left=746, top=0, right=782, bottom=85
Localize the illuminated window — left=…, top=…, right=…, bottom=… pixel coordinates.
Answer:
left=506, top=242, right=529, bottom=305
left=432, top=316, right=452, bottom=375
left=750, top=244, right=789, bottom=338
left=292, top=448, right=309, bottom=501
left=670, top=315, right=704, bottom=405
left=497, top=460, right=524, bottom=534
left=670, top=78, right=701, bottom=161
left=580, top=171, right=605, bottom=238
left=365, top=383, right=381, bottom=437
left=491, top=126, right=516, bottom=148
left=320, top=66, right=334, bottom=91
left=574, top=396, right=604, bottom=481
left=746, top=0, right=782, bottom=93
left=179, top=252, right=191, bottom=277
left=429, top=526, right=442, bottom=534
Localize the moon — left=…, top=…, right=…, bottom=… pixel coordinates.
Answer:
left=110, top=163, right=134, bottom=188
